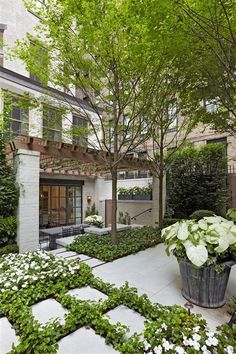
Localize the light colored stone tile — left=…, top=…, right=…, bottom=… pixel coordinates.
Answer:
left=31, top=299, right=68, bottom=325
left=57, top=327, right=118, bottom=354
left=56, top=236, right=76, bottom=247
left=92, top=268, right=141, bottom=288
left=67, top=286, right=108, bottom=301
left=56, top=251, right=78, bottom=258
left=83, top=258, right=105, bottom=267
left=0, top=317, right=19, bottom=354
left=48, top=248, right=67, bottom=254
left=106, top=305, right=145, bottom=338
left=77, top=254, right=92, bottom=261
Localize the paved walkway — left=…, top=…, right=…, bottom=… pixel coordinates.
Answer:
left=1, top=244, right=236, bottom=353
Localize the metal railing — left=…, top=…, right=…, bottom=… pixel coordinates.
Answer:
left=130, top=207, right=152, bottom=221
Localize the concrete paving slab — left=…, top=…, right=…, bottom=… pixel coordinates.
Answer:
left=57, top=327, right=119, bottom=354
left=48, top=248, right=67, bottom=254
left=83, top=258, right=105, bottom=267
left=92, top=268, right=141, bottom=288
left=56, top=251, right=78, bottom=258
left=106, top=305, right=145, bottom=338
left=31, top=298, right=68, bottom=325
left=0, top=317, right=19, bottom=354
left=56, top=236, right=76, bottom=247
left=77, top=254, right=92, bottom=261
left=67, top=286, right=108, bottom=301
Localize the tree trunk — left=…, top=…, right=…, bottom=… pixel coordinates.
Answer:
left=111, top=166, right=118, bottom=245
left=158, top=170, right=164, bottom=228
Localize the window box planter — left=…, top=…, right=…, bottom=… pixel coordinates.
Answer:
left=132, top=194, right=152, bottom=200
left=118, top=194, right=133, bottom=200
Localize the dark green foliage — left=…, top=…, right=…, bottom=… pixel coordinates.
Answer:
left=0, top=138, right=18, bottom=246
left=0, top=216, right=18, bottom=244
left=0, top=243, right=18, bottom=256
left=162, top=218, right=183, bottom=228
left=69, top=227, right=161, bottom=261
left=85, top=202, right=99, bottom=217
left=167, top=143, right=227, bottom=218
left=190, top=210, right=216, bottom=221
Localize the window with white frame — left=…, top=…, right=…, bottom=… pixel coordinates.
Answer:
left=43, top=106, right=62, bottom=141
left=4, top=95, right=29, bottom=139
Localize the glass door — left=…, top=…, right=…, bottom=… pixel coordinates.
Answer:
left=39, top=184, right=82, bottom=228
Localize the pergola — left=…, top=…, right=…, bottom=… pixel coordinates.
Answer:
left=7, top=135, right=159, bottom=253
left=7, top=135, right=154, bottom=175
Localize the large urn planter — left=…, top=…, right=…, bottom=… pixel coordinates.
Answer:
left=179, top=259, right=236, bottom=308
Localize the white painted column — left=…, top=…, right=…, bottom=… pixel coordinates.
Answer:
left=14, top=149, right=40, bottom=253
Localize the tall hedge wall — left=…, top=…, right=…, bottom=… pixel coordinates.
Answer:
left=166, top=143, right=228, bottom=218
left=0, top=138, right=18, bottom=246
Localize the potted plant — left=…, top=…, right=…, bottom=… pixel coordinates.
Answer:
left=84, top=215, right=104, bottom=228
left=161, top=216, right=236, bottom=308
left=131, top=184, right=152, bottom=200
left=117, top=187, right=132, bottom=200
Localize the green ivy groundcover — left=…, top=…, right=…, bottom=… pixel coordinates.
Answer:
left=0, top=251, right=235, bottom=353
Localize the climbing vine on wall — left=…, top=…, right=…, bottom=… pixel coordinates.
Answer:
left=0, top=137, right=18, bottom=246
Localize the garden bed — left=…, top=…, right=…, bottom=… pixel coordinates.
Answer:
left=68, top=226, right=161, bottom=261
left=0, top=251, right=235, bottom=353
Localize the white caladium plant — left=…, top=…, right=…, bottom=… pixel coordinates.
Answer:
left=161, top=216, right=236, bottom=267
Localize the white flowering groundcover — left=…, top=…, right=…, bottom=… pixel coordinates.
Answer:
left=0, top=251, right=235, bottom=353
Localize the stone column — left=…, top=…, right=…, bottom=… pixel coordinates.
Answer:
left=14, top=149, right=40, bottom=253
left=152, top=174, right=166, bottom=227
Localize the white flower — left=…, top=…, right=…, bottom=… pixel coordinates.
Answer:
left=226, top=345, right=235, bottom=354
left=192, top=333, right=201, bottom=342
left=162, top=339, right=174, bottom=351
left=154, top=345, right=163, bottom=354
left=193, top=326, right=200, bottom=333
left=175, top=346, right=185, bottom=354
left=201, top=345, right=211, bottom=354
left=12, top=286, right=17, bottom=291
left=183, top=337, right=190, bottom=346
left=161, top=323, right=167, bottom=330
left=205, top=336, right=218, bottom=347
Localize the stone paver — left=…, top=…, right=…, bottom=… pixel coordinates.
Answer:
left=32, top=298, right=68, bottom=325
left=83, top=258, right=105, bottom=267
left=77, top=254, right=92, bottom=261
left=57, top=327, right=119, bottom=354
left=67, top=286, right=108, bottom=301
left=0, top=317, right=19, bottom=354
left=106, top=305, right=145, bottom=338
left=56, top=236, right=76, bottom=247
left=93, top=244, right=236, bottom=330
left=56, top=251, right=78, bottom=259
left=49, top=247, right=67, bottom=254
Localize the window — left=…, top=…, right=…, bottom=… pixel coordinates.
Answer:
left=204, top=99, right=218, bottom=113
left=43, top=106, right=62, bottom=141
left=29, top=41, right=48, bottom=83
left=72, top=115, right=88, bottom=145
left=167, top=105, right=177, bottom=131
left=4, top=95, right=29, bottom=139
left=0, top=24, right=7, bottom=67
left=207, top=137, right=227, bottom=154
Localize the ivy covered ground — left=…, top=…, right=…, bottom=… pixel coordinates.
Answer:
left=0, top=251, right=236, bottom=353
left=68, top=226, right=161, bottom=261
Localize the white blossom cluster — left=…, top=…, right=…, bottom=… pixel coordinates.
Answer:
left=143, top=324, right=235, bottom=353
left=0, top=251, right=80, bottom=294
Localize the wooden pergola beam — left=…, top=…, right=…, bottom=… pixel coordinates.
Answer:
left=7, top=135, right=154, bottom=172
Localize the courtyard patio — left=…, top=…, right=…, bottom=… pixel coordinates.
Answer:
left=1, top=243, right=235, bottom=353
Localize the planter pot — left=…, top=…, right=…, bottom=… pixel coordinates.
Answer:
left=179, top=259, right=235, bottom=308
left=132, top=194, right=152, bottom=200
left=118, top=194, right=132, bottom=200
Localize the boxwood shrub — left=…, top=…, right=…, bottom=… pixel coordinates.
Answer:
left=68, top=226, right=161, bottom=261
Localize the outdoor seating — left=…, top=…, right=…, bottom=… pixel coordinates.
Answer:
left=73, top=225, right=85, bottom=235
left=62, top=227, right=73, bottom=238
left=39, top=231, right=50, bottom=250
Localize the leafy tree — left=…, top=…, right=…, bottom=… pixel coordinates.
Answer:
left=13, top=0, right=179, bottom=243
left=176, top=0, right=236, bottom=136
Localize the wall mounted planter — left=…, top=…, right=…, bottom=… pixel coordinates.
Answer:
left=118, top=194, right=152, bottom=200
